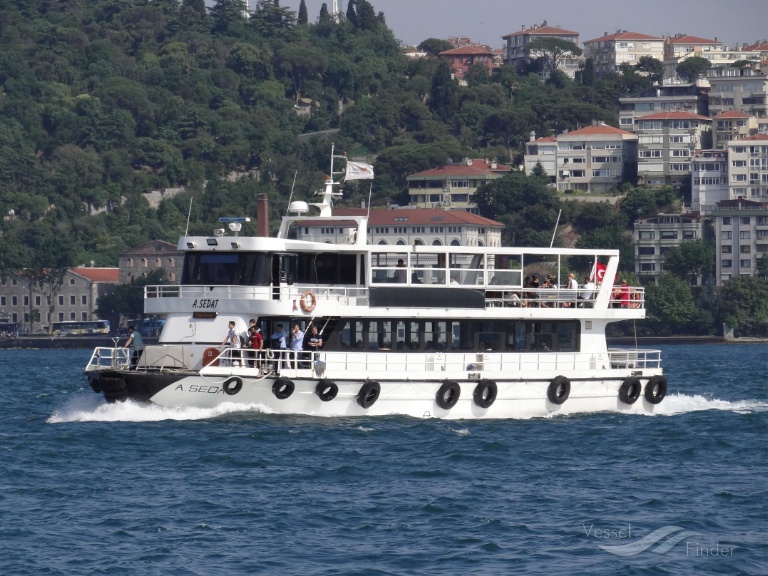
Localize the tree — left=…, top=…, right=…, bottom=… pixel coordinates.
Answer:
left=418, top=38, right=454, bottom=57
left=717, top=276, right=768, bottom=337
left=662, top=239, right=714, bottom=285
left=428, top=60, right=459, bottom=122
left=275, top=44, right=327, bottom=104
left=635, top=56, right=664, bottom=84
left=524, top=37, right=582, bottom=76
left=345, top=0, right=356, bottom=25
left=676, top=56, right=711, bottom=83
left=644, top=273, right=712, bottom=335
left=96, top=269, right=169, bottom=329
left=297, top=0, right=308, bottom=25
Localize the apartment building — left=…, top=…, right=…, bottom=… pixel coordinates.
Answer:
left=0, top=267, right=119, bottom=333
left=634, top=213, right=703, bottom=284
left=501, top=23, right=580, bottom=78
left=727, top=134, right=768, bottom=202
left=524, top=134, right=557, bottom=183
left=407, top=159, right=512, bottom=211
left=619, top=83, right=709, bottom=131
left=712, top=111, right=759, bottom=149
left=691, top=149, right=729, bottom=213
left=712, top=199, right=768, bottom=285
left=663, top=34, right=724, bottom=61
left=295, top=207, right=504, bottom=248
left=583, top=30, right=664, bottom=77
left=636, top=111, right=712, bottom=188
left=438, top=46, right=494, bottom=84
left=553, top=123, right=637, bottom=193
left=707, top=63, right=767, bottom=118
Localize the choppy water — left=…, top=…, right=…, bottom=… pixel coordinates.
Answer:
left=1, top=343, right=766, bottom=575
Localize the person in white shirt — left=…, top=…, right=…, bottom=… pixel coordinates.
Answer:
left=580, top=275, right=596, bottom=307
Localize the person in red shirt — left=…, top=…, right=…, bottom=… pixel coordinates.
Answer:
left=248, top=326, right=263, bottom=369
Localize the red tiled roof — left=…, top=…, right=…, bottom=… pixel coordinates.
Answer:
left=714, top=111, right=751, bottom=119
left=333, top=207, right=504, bottom=228
left=640, top=111, right=711, bottom=121
left=502, top=25, right=579, bottom=38
left=737, top=134, right=768, bottom=141
left=530, top=135, right=558, bottom=143
left=439, top=46, right=493, bottom=56
left=584, top=31, right=663, bottom=44
left=666, top=35, right=720, bottom=45
left=561, top=125, right=635, bottom=137
left=71, top=267, right=120, bottom=283
left=742, top=41, right=768, bottom=51
left=408, top=159, right=512, bottom=179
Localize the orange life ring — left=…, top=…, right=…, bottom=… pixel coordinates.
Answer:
left=300, top=291, right=317, bottom=313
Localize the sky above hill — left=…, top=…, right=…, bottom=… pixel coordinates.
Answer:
left=282, top=0, right=766, bottom=50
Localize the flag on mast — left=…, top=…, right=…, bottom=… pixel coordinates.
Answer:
left=345, top=161, right=374, bottom=180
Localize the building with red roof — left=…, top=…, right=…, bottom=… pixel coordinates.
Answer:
left=664, top=34, right=724, bottom=61
left=708, top=63, right=767, bottom=119
left=438, top=45, right=493, bottom=84
left=636, top=111, right=712, bottom=188
left=296, top=207, right=504, bottom=248
left=583, top=30, right=665, bottom=77
left=501, top=22, right=580, bottom=78
left=618, top=83, right=709, bottom=132
left=712, top=111, right=760, bottom=148
left=406, top=158, right=512, bottom=211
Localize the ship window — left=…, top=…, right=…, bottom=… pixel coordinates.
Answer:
left=296, top=252, right=359, bottom=285
left=424, top=321, right=448, bottom=351
left=181, top=252, right=270, bottom=285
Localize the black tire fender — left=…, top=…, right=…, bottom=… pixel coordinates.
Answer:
left=357, top=380, right=380, bottom=409
left=547, top=376, right=571, bottom=405
left=223, top=377, right=243, bottom=396
left=315, top=379, right=338, bottom=402
left=436, top=381, right=461, bottom=410
left=644, top=375, right=667, bottom=405
left=618, top=377, right=642, bottom=405
left=272, top=377, right=294, bottom=400
left=473, top=379, right=497, bottom=409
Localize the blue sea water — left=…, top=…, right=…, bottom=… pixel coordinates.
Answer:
left=0, top=343, right=766, bottom=575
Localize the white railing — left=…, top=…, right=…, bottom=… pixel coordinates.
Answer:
left=86, top=347, right=132, bottom=371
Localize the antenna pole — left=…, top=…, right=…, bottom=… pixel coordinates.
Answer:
left=285, top=170, right=298, bottom=215
left=366, top=182, right=373, bottom=220
left=549, top=209, right=562, bottom=248
left=184, top=196, right=193, bottom=236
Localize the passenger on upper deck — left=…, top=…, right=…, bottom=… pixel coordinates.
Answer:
left=394, top=259, right=407, bottom=283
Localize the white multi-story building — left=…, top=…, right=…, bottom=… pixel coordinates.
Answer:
left=501, top=23, right=580, bottom=78
left=708, top=63, right=767, bottom=118
left=524, top=123, right=637, bottom=194
left=634, top=214, right=703, bottom=284
left=727, top=134, right=768, bottom=202
left=524, top=133, right=557, bottom=182
left=712, top=111, right=759, bottom=149
left=295, top=207, right=504, bottom=248
left=583, top=30, right=664, bottom=77
left=691, top=150, right=729, bottom=213
left=712, top=199, right=768, bottom=285
left=619, top=83, right=708, bottom=132
left=636, top=111, right=712, bottom=188
left=664, top=34, right=725, bottom=61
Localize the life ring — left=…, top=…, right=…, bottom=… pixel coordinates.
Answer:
left=357, top=380, right=380, bottom=409
left=473, top=379, right=497, bottom=409
left=436, top=381, right=461, bottom=410
left=315, top=379, right=338, bottom=402
left=618, top=377, right=641, bottom=405
left=223, top=376, right=243, bottom=396
left=547, top=376, right=571, bottom=405
left=272, top=377, right=295, bottom=400
left=300, top=291, right=317, bottom=313
left=266, top=349, right=274, bottom=359
left=644, top=375, right=667, bottom=404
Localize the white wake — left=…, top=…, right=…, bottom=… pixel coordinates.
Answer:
left=650, top=392, right=768, bottom=416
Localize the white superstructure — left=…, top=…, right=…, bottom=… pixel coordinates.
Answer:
left=85, top=149, right=667, bottom=419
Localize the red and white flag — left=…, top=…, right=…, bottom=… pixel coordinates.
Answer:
left=591, top=262, right=607, bottom=283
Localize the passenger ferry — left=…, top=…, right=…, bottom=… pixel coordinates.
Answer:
left=84, top=150, right=667, bottom=418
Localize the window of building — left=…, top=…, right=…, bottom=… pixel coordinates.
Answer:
left=740, top=217, right=750, bottom=224
left=58, top=295, right=64, bottom=306
left=638, top=247, right=655, bottom=255
left=23, top=295, right=29, bottom=306
left=740, top=245, right=751, bottom=253
left=70, top=312, right=76, bottom=321
left=82, top=312, right=88, bottom=321
left=721, top=259, right=732, bottom=267
left=740, top=259, right=752, bottom=268
left=0, top=297, right=4, bottom=306
left=740, top=231, right=751, bottom=239
left=721, top=231, right=732, bottom=239
left=142, top=258, right=148, bottom=268
left=69, top=278, right=75, bottom=285
left=721, top=245, right=732, bottom=254
left=683, top=231, right=696, bottom=239
left=70, top=295, right=76, bottom=305
left=638, top=231, right=654, bottom=240
left=722, top=217, right=731, bottom=225
left=640, top=263, right=656, bottom=271
left=660, top=231, right=678, bottom=239
left=58, top=313, right=64, bottom=321
left=35, top=296, right=41, bottom=306
left=81, top=295, right=87, bottom=305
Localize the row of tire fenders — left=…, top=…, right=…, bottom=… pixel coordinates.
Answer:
left=220, top=374, right=668, bottom=410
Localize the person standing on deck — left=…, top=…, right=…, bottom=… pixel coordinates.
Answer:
left=123, top=325, right=144, bottom=370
